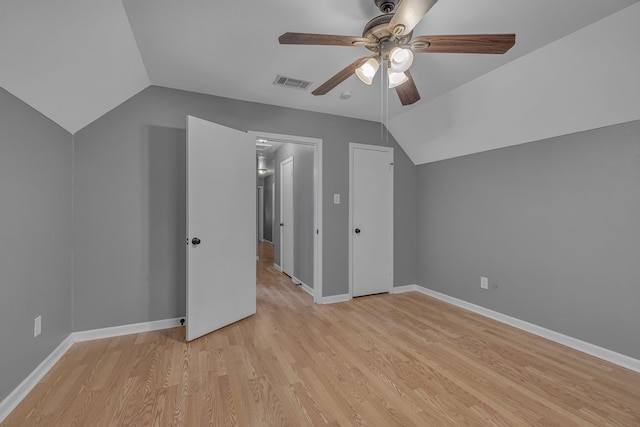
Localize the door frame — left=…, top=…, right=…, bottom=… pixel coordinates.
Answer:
left=248, top=131, right=323, bottom=304
left=348, top=142, right=394, bottom=298
left=279, top=156, right=294, bottom=277
left=271, top=182, right=276, bottom=244
left=257, top=185, right=264, bottom=242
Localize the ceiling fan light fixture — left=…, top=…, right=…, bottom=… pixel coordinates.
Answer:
left=389, top=47, right=414, bottom=73
left=388, top=70, right=408, bottom=88
left=355, top=57, right=380, bottom=85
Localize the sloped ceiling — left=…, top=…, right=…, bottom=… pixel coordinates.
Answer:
left=1, top=0, right=638, bottom=156
left=389, top=3, right=640, bottom=164
left=0, top=0, right=149, bottom=133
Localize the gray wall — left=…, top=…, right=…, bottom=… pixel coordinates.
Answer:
left=73, top=85, right=418, bottom=330
left=0, top=89, right=73, bottom=402
left=74, top=119, right=187, bottom=331
left=416, top=119, right=640, bottom=359
left=271, top=143, right=315, bottom=287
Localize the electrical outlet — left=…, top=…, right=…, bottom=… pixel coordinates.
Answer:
left=481, top=277, right=489, bottom=290
left=34, top=315, right=41, bottom=337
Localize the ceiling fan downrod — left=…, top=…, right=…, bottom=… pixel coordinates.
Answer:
left=375, top=0, right=399, bottom=13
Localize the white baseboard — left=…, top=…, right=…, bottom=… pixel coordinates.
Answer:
left=273, top=263, right=282, bottom=272
left=399, top=284, right=640, bottom=373
left=0, top=336, right=74, bottom=423
left=292, top=276, right=314, bottom=297
left=0, top=317, right=184, bottom=423
left=391, top=284, right=418, bottom=294
left=71, top=318, right=183, bottom=342
left=321, top=293, right=351, bottom=304
left=300, top=283, right=314, bottom=297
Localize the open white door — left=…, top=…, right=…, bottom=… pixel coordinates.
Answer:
left=186, top=115, right=256, bottom=342
left=280, top=156, right=294, bottom=277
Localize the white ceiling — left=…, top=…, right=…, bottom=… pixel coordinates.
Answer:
left=1, top=0, right=637, bottom=137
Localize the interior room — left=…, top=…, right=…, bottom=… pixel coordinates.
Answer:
left=1, top=0, right=639, bottom=425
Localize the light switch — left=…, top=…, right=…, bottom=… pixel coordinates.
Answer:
left=333, top=194, right=340, bottom=204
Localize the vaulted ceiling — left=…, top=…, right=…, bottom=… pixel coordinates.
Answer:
left=1, top=0, right=638, bottom=161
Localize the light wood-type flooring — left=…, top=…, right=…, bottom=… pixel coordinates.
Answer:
left=3, top=242, right=640, bottom=426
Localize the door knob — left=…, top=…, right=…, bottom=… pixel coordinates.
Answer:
left=280, top=223, right=284, bottom=227
left=354, top=228, right=361, bottom=234
left=191, top=237, right=201, bottom=246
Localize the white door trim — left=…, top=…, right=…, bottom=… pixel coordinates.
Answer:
left=271, top=182, right=276, bottom=245
left=348, top=143, right=394, bottom=298
left=248, top=131, right=323, bottom=304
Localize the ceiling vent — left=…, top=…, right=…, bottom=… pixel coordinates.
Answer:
left=273, top=75, right=312, bottom=90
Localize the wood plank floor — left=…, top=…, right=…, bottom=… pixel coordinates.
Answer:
left=3, top=242, right=639, bottom=426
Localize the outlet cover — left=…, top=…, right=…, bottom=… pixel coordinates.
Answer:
left=481, top=277, right=489, bottom=290
left=34, top=315, right=41, bottom=337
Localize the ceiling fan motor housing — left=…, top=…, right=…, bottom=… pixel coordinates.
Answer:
left=363, top=13, right=413, bottom=54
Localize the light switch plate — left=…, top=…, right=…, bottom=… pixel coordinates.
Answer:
left=333, top=194, right=340, bottom=204
left=34, top=315, right=41, bottom=337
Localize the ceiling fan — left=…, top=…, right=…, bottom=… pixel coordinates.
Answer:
left=279, top=0, right=515, bottom=105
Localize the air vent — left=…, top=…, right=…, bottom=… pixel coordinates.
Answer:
left=273, top=75, right=312, bottom=90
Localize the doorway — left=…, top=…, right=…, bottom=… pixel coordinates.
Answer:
left=349, top=143, right=394, bottom=297
left=249, top=131, right=323, bottom=304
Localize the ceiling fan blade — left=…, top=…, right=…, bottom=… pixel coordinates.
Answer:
left=312, top=57, right=369, bottom=96
left=395, top=70, right=421, bottom=106
left=411, top=34, right=516, bottom=54
left=388, top=0, right=438, bottom=37
left=279, top=32, right=370, bottom=47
